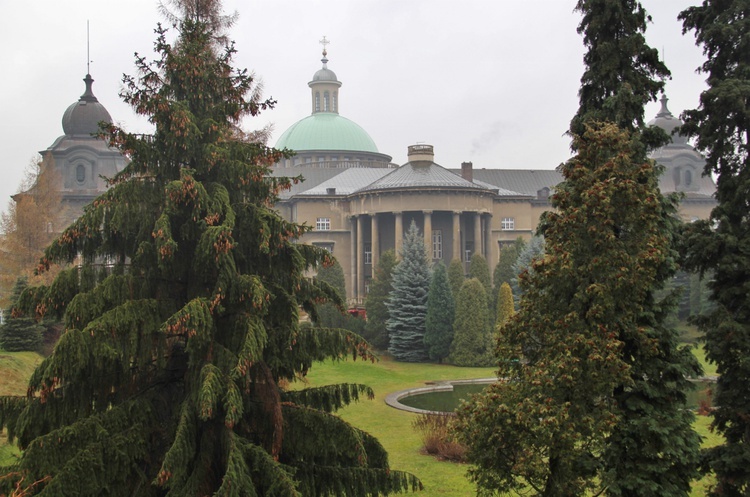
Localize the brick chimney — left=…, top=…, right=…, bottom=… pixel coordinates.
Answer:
left=461, top=161, right=473, bottom=183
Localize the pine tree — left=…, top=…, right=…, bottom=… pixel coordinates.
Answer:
left=448, top=278, right=492, bottom=367
left=447, top=258, right=465, bottom=302
left=363, top=250, right=396, bottom=351
left=495, top=282, right=514, bottom=330
left=680, top=2, right=750, bottom=494
left=0, top=3, right=421, bottom=495
left=0, top=277, right=43, bottom=352
left=386, top=221, right=430, bottom=362
left=423, top=262, right=454, bottom=363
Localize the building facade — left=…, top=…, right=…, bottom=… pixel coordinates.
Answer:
left=271, top=49, right=717, bottom=307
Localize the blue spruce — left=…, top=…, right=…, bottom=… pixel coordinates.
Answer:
left=386, top=220, right=430, bottom=362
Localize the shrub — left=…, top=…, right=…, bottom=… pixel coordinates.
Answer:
left=412, top=413, right=467, bottom=462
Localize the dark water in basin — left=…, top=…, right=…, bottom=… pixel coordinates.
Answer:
left=399, top=380, right=714, bottom=413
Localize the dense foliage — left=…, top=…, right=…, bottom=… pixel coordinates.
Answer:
left=447, top=258, right=465, bottom=302
left=363, top=250, right=397, bottom=351
left=423, top=262, right=454, bottom=363
left=494, top=282, right=514, bottom=330
left=492, top=237, right=524, bottom=310
left=457, top=3, right=702, bottom=492
left=448, top=278, right=492, bottom=367
left=680, top=1, right=750, bottom=494
left=0, top=277, right=43, bottom=352
left=0, top=4, right=420, bottom=495
left=387, top=221, right=430, bottom=362
left=456, top=123, right=700, bottom=496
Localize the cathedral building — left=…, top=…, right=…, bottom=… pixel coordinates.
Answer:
left=270, top=48, right=716, bottom=307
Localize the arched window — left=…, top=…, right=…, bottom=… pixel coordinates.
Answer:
left=315, top=92, right=320, bottom=112
left=324, top=91, right=330, bottom=111
left=76, top=164, right=86, bottom=184
left=685, top=169, right=693, bottom=186
left=333, top=92, right=338, bottom=112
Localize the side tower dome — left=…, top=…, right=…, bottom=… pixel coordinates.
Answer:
left=62, top=74, right=113, bottom=136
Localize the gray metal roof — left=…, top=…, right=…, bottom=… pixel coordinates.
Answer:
left=297, top=168, right=393, bottom=196
left=359, top=162, right=490, bottom=193
left=268, top=166, right=346, bottom=199
left=462, top=169, right=563, bottom=196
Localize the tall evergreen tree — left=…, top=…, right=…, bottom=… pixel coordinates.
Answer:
left=495, top=282, right=514, bottom=331
left=0, top=3, right=420, bottom=495
left=510, top=235, right=545, bottom=303
left=448, top=278, right=492, bottom=367
left=456, top=123, right=699, bottom=497
left=457, top=2, right=701, bottom=493
left=363, top=250, right=396, bottom=351
left=447, top=258, right=465, bottom=302
left=314, top=259, right=349, bottom=329
left=386, top=221, right=430, bottom=362
left=0, top=277, right=43, bottom=352
left=423, top=262, right=454, bottom=363
left=680, top=2, right=750, bottom=494
left=492, top=237, right=525, bottom=312
left=468, top=253, right=491, bottom=299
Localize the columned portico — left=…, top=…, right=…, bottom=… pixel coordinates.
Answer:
left=350, top=217, right=357, bottom=301
left=423, top=211, right=432, bottom=259
left=473, top=212, right=482, bottom=259
left=452, top=211, right=461, bottom=261
left=357, top=215, right=365, bottom=300
left=394, top=211, right=403, bottom=257
left=371, top=214, right=379, bottom=268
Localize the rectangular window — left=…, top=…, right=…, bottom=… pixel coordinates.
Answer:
left=316, top=217, right=331, bottom=231
left=431, top=230, right=443, bottom=260
left=364, top=242, right=372, bottom=265
left=501, top=217, right=515, bottom=231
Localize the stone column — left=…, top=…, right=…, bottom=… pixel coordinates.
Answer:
left=474, top=212, right=482, bottom=259
left=394, top=211, right=403, bottom=258
left=423, top=210, right=432, bottom=261
left=357, top=215, right=365, bottom=301
left=371, top=214, right=379, bottom=268
left=452, top=211, right=461, bottom=261
left=349, top=217, right=357, bottom=303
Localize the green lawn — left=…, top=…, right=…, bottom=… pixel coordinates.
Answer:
left=0, top=347, right=723, bottom=495
left=0, top=350, right=42, bottom=466
left=301, top=352, right=724, bottom=497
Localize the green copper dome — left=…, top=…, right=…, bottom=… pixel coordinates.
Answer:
left=275, top=112, right=379, bottom=153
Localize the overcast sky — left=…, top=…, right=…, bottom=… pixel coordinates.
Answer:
left=0, top=1, right=708, bottom=213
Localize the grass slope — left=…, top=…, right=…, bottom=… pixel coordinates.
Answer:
left=0, top=350, right=42, bottom=466
left=302, top=353, right=724, bottom=497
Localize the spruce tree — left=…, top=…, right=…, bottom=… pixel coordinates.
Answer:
left=363, top=250, right=396, bottom=351
left=0, top=3, right=420, bottom=495
left=456, top=3, right=700, bottom=494
left=386, top=221, right=430, bottom=362
left=680, top=2, right=750, bottom=494
left=0, top=277, right=43, bottom=352
left=469, top=253, right=493, bottom=322
left=423, top=262, right=454, bottom=363
left=510, top=235, right=544, bottom=303
left=447, top=258, right=465, bottom=302
left=448, top=278, right=492, bottom=367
